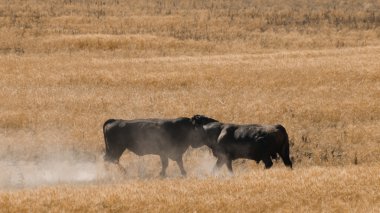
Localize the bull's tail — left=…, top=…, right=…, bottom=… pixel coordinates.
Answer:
left=103, top=119, right=116, bottom=153
left=276, top=125, right=293, bottom=169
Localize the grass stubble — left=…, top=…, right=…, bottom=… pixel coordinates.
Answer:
left=0, top=0, right=379, bottom=212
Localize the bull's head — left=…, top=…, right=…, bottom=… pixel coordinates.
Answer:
left=191, top=115, right=219, bottom=126
left=190, top=115, right=220, bottom=148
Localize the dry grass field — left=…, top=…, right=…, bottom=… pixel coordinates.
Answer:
left=0, top=0, right=380, bottom=212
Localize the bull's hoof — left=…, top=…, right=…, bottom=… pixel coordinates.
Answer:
left=117, top=164, right=127, bottom=175
left=159, top=172, right=167, bottom=178
left=227, top=172, right=234, bottom=177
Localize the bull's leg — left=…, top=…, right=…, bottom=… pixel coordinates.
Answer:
left=262, top=154, right=273, bottom=169
left=226, top=158, right=233, bottom=173
left=279, top=153, right=293, bottom=169
left=117, top=163, right=127, bottom=175
left=213, top=157, right=225, bottom=173
left=175, top=156, right=187, bottom=176
left=279, top=143, right=293, bottom=169
left=271, top=153, right=279, bottom=161
left=159, top=155, right=169, bottom=177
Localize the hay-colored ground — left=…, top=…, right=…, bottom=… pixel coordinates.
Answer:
left=0, top=0, right=379, bottom=212
left=1, top=166, right=380, bottom=212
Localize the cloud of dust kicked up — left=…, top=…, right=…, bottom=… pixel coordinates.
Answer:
left=0, top=129, right=231, bottom=189
left=0, top=129, right=117, bottom=189
left=0, top=158, right=104, bottom=188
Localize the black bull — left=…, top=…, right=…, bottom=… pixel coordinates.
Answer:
left=192, top=115, right=292, bottom=172
left=103, top=117, right=205, bottom=176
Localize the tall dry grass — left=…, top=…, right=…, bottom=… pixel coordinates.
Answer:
left=0, top=0, right=379, bottom=55
left=0, top=0, right=379, bottom=212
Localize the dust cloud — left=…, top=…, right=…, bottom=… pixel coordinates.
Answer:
left=0, top=157, right=105, bottom=189
left=0, top=129, right=229, bottom=189
left=189, top=149, right=217, bottom=178
left=0, top=129, right=115, bottom=189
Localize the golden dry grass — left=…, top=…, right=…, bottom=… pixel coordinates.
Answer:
left=1, top=166, right=380, bottom=212
left=0, top=0, right=380, bottom=212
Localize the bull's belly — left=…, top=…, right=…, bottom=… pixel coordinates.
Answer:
left=126, top=140, right=186, bottom=158
left=126, top=140, right=162, bottom=156
left=230, top=152, right=261, bottom=161
left=128, top=148, right=155, bottom=156
left=225, top=142, right=264, bottom=161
